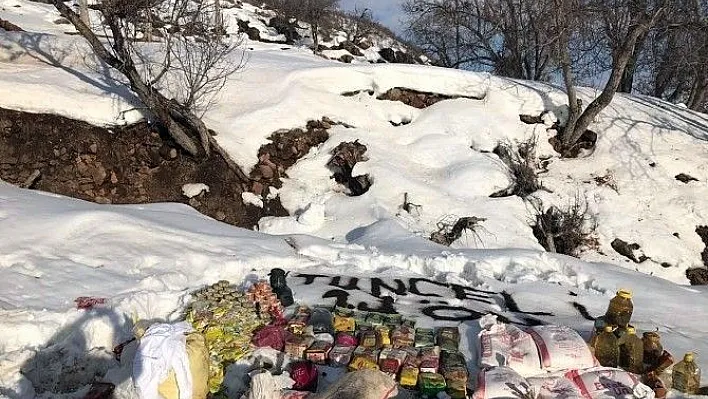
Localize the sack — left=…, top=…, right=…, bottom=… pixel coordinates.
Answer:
left=253, top=325, right=289, bottom=351
left=312, top=369, right=398, bottom=399
left=158, top=332, right=210, bottom=399
left=527, top=326, right=596, bottom=371
left=473, top=366, right=533, bottom=399
left=527, top=373, right=583, bottom=399
left=290, top=361, right=319, bottom=392
left=565, top=367, right=643, bottom=399
left=478, top=316, right=542, bottom=376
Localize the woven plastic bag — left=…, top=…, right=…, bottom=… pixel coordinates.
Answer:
left=158, top=332, right=210, bottom=399
left=312, top=369, right=398, bottom=399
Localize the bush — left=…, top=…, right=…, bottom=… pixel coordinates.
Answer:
left=490, top=137, right=544, bottom=198
left=530, top=196, right=597, bottom=257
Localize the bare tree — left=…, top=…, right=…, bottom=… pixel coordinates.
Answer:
left=268, top=0, right=339, bottom=53
left=553, top=0, right=670, bottom=154
left=52, top=0, right=246, bottom=171
left=402, top=0, right=557, bottom=79
left=343, top=6, right=376, bottom=46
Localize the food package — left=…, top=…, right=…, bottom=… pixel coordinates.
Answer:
left=290, top=361, right=318, bottom=392
left=329, top=345, right=356, bottom=367
left=528, top=325, right=596, bottom=371
left=353, top=311, right=369, bottom=328
left=440, top=350, right=467, bottom=373
left=419, top=346, right=441, bottom=373
left=376, top=326, right=392, bottom=348
left=402, top=318, right=416, bottom=328
left=305, top=340, right=332, bottom=364
left=366, top=313, right=385, bottom=327
left=437, top=327, right=460, bottom=352
left=565, top=367, right=642, bottom=399
left=378, top=348, right=409, bottom=374
left=157, top=332, right=210, bottom=399
left=334, top=315, right=356, bottom=333
left=335, top=332, right=358, bottom=347
left=353, top=346, right=380, bottom=363
left=308, top=308, right=334, bottom=335
left=415, top=328, right=436, bottom=348
left=443, top=368, right=469, bottom=399
left=418, top=372, right=447, bottom=397
left=402, top=348, right=420, bottom=366
left=359, top=328, right=378, bottom=348
left=288, top=311, right=311, bottom=335
left=472, top=366, right=532, bottom=399
left=252, top=324, right=289, bottom=351
left=348, top=355, right=380, bottom=372
left=384, top=313, right=403, bottom=327
left=186, top=280, right=265, bottom=392
left=478, top=315, right=543, bottom=376
left=316, top=370, right=398, bottom=399
left=391, top=326, right=415, bottom=349
left=285, top=335, right=315, bottom=359
left=400, top=365, right=420, bottom=388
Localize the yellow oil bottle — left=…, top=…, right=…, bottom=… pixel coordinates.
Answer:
left=672, top=352, right=701, bottom=394
left=618, top=326, right=643, bottom=374
left=595, top=325, right=620, bottom=367
left=605, top=289, right=633, bottom=328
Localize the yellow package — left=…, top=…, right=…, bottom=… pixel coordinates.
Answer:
left=399, top=365, right=419, bottom=388
left=348, top=355, right=380, bottom=372
left=158, top=333, right=210, bottom=399
left=334, top=315, right=356, bottom=332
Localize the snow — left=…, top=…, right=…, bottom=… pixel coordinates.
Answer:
left=241, top=191, right=264, bottom=208
left=181, top=183, right=210, bottom=199
left=1, top=0, right=708, bottom=397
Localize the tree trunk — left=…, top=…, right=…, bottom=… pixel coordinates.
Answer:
left=618, top=32, right=647, bottom=93
left=311, top=22, right=319, bottom=54
left=78, top=0, right=89, bottom=26
left=561, top=22, right=654, bottom=151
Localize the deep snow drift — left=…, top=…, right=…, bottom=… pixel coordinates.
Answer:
left=1, top=0, right=708, bottom=397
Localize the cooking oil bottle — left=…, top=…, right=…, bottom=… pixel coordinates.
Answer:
left=595, top=325, right=620, bottom=367
left=672, top=352, right=701, bottom=394
left=605, top=289, right=633, bottom=327
left=618, top=326, right=643, bottom=374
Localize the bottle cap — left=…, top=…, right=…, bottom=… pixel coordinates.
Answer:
left=627, top=326, right=636, bottom=334
left=617, top=289, right=632, bottom=299
left=604, top=325, right=614, bottom=333
left=684, top=352, right=694, bottom=362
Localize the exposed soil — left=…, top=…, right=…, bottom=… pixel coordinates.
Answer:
left=326, top=140, right=371, bottom=196
left=0, top=107, right=273, bottom=228
left=675, top=173, right=699, bottom=184
left=697, top=225, right=708, bottom=267
left=377, top=87, right=484, bottom=109
left=549, top=129, right=598, bottom=158
left=0, top=18, right=24, bottom=32
left=611, top=238, right=650, bottom=263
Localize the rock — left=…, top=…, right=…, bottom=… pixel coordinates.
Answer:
left=258, top=164, right=275, bottom=179
left=90, top=165, right=107, bottom=185
left=110, top=171, right=118, bottom=184
left=95, top=196, right=112, bottom=204
left=89, top=143, right=98, bottom=154
left=387, top=88, right=403, bottom=102
left=188, top=198, right=200, bottom=208
left=686, top=267, right=708, bottom=285
left=215, top=211, right=227, bottom=221
left=252, top=181, right=265, bottom=196
left=675, top=173, right=699, bottom=183
left=339, top=54, right=354, bottom=64
left=379, top=48, right=396, bottom=63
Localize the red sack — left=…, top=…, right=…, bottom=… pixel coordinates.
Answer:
left=75, top=296, right=107, bottom=310
left=335, top=332, right=358, bottom=347
left=252, top=325, right=289, bottom=351
left=290, top=361, right=318, bottom=392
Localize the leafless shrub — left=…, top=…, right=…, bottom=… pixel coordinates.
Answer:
left=491, top=137, right=545, bottom=198
left=430, top=215, right=488, bottom=247
left=529, top=196, right=598, bottom=257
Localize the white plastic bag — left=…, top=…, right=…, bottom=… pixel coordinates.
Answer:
left=527, top=326, right=595, bottom=371
left=564, top=367, right=644, bottom=399
left=527, top=373, right=583, bottom=399
left=478, top=315, right=543, bottom=376
left=312, top=369, right=397, bottom=399
left=472, top=367, right=534, bottom=399
left=247, top=371, right=295, bottom=399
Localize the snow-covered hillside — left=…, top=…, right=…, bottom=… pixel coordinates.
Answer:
left=1, top=0, right=708, bottom=397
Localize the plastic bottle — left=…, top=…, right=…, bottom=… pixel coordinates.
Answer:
left=618, top=326, right=644, bottom=374
left=605, top=289, right=633, bottom=327
left=595, top=325, right=620, bottom=367
left=588, top=317, right=607, bottom=354
left=672, top=352, right=701, bottom=394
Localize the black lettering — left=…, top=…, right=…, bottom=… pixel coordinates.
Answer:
left=295, top=273, right=330, bottom=285
left=571, top=302, right=596, bottom=321
left=370, top=278, right=407, bottom=297
left=329, top=276, right=361, bottom=291
left=322, top=289, right=354, bottom=309
left=357, top=296, right=397, bottom=314
left=448, top=284, right=494, bottom=304
left=408, top=278, right=448, bottom=297
left=422, top=305, right=485, bottom=321
left=501, top=291, right=553, bottom=316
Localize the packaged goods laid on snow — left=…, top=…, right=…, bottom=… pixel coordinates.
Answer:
left=186, top=280, right=267, bottom=393
left=478, top=315, right=543, bottom=376
left=671, top=352, right=701, bottom=394
left=313, top=369, right=398, bottom=399
left=527, top=373, right=583, bottom=399
left=472, top=366, right=533, bottom=399
left=528, top=325, right=597, bottom=371
left=565, top=367, right=646, bottom=399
